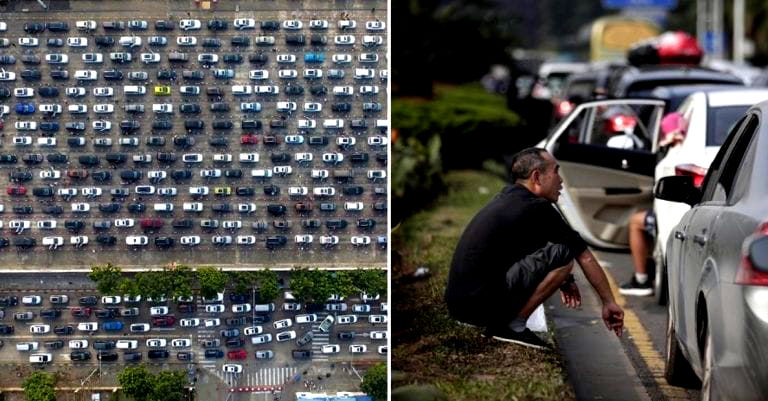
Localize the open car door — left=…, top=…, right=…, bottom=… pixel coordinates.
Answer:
left=543, top=99, right=665, bottom=249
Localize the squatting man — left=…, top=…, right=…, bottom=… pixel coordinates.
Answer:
left=445, top=148, right=624, bottom=349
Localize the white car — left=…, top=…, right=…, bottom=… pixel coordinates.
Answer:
left=149, top=306, right=168, bottom=316
left=337, top=136, right=356, bottom=146
left=238, top=235, right=257, bottom=245
left=243, top=326, right=263, bottom=336
left=115, top=219, right=135, bottom=228
left=234, top=18, right=256, bottom=29
left=179, top=19, right=202, bottom=30
left=183, top=203, right=204, bottom=212
left=22, top=295, right=42, bottom=305
left=332, top=54, right=352, bottom=64
left=351, top=235, right=371, bottom=246
left=288, top=187, right=308, bottom=196
left=130, top=323, right=150, bottom=333
left=76, top=20, right=97, bottom=31
left=366, top=20, right=386, bottom=31
left=68, top=104, right=87, bottom=114
left=71, top=203, right=90, bottom=212
left=67, top=37, right=88, bottom=47
left=309, top=20, right=329, bottom=29
left=273, top=319, right=293, bottom=330
left=81, top=187, right=102, bottom=197
left=276, top=54, right=296, bottom=63
left=370, top=331, right=387, bottom=340
left=368, top=136, right=389, bottom=146
left=333, top=86, right=354, bottom=96
left=283, top=20, right=303, bottom=30
left=146, top=339, right=167, bottom=348
left=40, top=169, right=61, bottom=179
left=231, top=304, right=251, bottom=313
left=298, top=119, right=316, bottom=129
left=311, top=170, right=329, bottom=179
left=116, top=340, right=138, bottom=350
left=14, top=121, right=36, bottom=130
left=286, top=135, right=305, bottom=144
left=255, top=85, right=279, bottom=94
left=353, top=304, right=371, bottom=313
left=177, top=36, right=197, bottom=46
left=338, top=20, right=357, bottom=30
left=251, top=334, right=272, bottom=345
left=171, top=339, right=191, bottom=348
left=334, top=35, right=355, bottom=45
left=93, top=120, right=111, bottom=131
left=45, top=54, right=68, bottom=64
left=180, top=318, right=200, bottom=327
left=369, top=315, right=388, bottom=324
left=102, top=296, right=121, bottom=305
left=82, top=53, right=103, bottom=63
left=362, top=35, right=383, bottom=46
left=141, top=53, right=160, bottom=63
left=313, top=187, right=336, bottom=197
left=66, top=87, right=86, bottom=97
left=0, top=71, right=15, bottom=80
left=14, top=88, right=33, bottom=97
left=360, top=85, right=380, bottom=94
left=126, top=236, right=148, bottom=246
left=349, top=344, right=367, bottom=353
left=205, top=304, right=225, bottom=313
left=337, top=315, right=358, bottom=324
left=249, top=70, right=269, bottom=80
left=303, top=102, right=322, bottom=112
left=181, top=236, right=201, bottom=246
left=276, top=101, right=297, bottom=111
left=74, top=70, right=97, bottom=80
left=94, top=104, right=114, bottom=113
left=119, top=36, right=142, bottom=47
left=69, top=340, right=89, bottom=349
left=320, top=235, right=339, bottom=246
left=222, top=364, right=243, bottom=373
left=296, top=314, right=317, bottom=324
left=152, top=104, right=173, bottom=113
left=322, top=153, right=343, bottom=164
left=19, top=37, right=38, bottom=47
left=321, top=344, right=340, bottom=354
left=77, top=322, right=98, bottom=332
left=204, top=318, right=221, bottom=328
left=278, top=69, right=297, bottom=79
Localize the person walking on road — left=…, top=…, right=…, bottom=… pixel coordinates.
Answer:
left=445, top=148, right=625, bottom=349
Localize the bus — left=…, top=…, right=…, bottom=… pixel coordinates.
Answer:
left=591, top=16, right=660, bottom=62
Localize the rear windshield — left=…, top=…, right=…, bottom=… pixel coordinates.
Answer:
left=707, top=105, right=749, bottom=146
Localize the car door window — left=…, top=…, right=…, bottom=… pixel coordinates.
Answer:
left=583, top=103, right=660, bottom=152
left=700, top=114, right=758, bottom=204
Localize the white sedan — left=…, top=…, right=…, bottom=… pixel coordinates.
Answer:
left=205, top=304, right=225, bottom=313
left=369, top=315, right=388, bottom=324
left=177, top=36, right=197, bottom=46
left=22, top=295, right=42, bottom=305
left=222, top=364, right=243, bottom=373
left=146, top=339, right=167, bottom=347
left=115, top=219, right=135, bottom=228
left=179, top=19, right=201, bottom=30
left=69, top=340, right=89, bottom=349
left=30, top=324, right=50, bottom=334
left=77, top=322, right=98, bottom=332
left=67, top=37, right=88, bottom=47
left=180, top=318, right=200, bottom=327
left=321, top=344, right=340, bottom=354
left=181, top=236, right=201, bottom=246
left=350, top=344, right=367, bottom=353
left=126, top=236, right=148, bottom=246
left=171, top=339, right=191, bottom=348
left=204, top=318, right=221, bottom=328
left=273, top=319, right=293, bottom=330
left=243, top=326, right=262, bottom=336
left=94, top=104, right=114, bottom=113
left=102, top=296, right=121, bottom=305
left=234, top=18, right=256, bottom=29
left=337, top=315, right=358, bottom=324
left=149, top=306, right=168, bottom=316
left=370, top=331, right=387, bottom=340
left=231, top=304, right=251, bottom=313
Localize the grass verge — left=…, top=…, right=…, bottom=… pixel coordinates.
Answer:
left=393, top=170, right=574, bottom=401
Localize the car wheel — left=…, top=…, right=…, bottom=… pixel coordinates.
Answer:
left=654, top=243, right=668, bottom=306
left=700, top=327, right=715, bottom=401
left=664, top=302, right=697, bottom=386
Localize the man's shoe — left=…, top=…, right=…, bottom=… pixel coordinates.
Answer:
left=484, top=327, right=550, bottom=350
left=619, top=277, right=653, bottom=296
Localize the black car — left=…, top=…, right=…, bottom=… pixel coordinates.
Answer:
left=120, top=170, right=142, bottom=182
left=24, top=23, right=46, bottom=33
left=225, top=337, right=245, bottom=347
left=14, top=237, right=35, bottom=248
left=0, top=324, right=13, bottom=334
left=236, top=187, right=254, bottom=196
left=148, top=350, right=169, bottom=359
left=171, top=170, right=192, bottom=180
left=285, top=85, right=304, bottom=95
left=350, top=153, right=370, bottom=163
left=0, top=296, right=18, bottom=307
left=13, top=206, right=33, bottom=214
left=106, top=153, right=127, bottom=164
left=70, top=351, right=91, bottom=361
left=45, top=153, right=67, bottom=163
left=20, top=69, right=42, bottom=80
left=40, top=122, right=59, bottom=132
left=211, top=203, right=231, bottom=213
left=47, top=22, right=69, bottom=32
left=310, top=85, right=328, bottom=96
left=146, top=137, right=165, bottom=146
left=154, top=237, right=174, bottom=248
left=97, top=235, right=117, bottom=245
left=185, top=120, right=205, bottom=130
left=172, top=219, right=194, bottom=229
left=0, top=154, right=18, bottom=164
left=94, top=309, right=116, bottom=319
left=343, top=186, right=364, bottom=196
left=242, top=120, right=262, bottom=130
left=225, top=317, right=247, bottom=326
left=210, top=103, right=230, bottom=112
left=124, top=352, right=142, bottom=362
left=78, top=155, right=100, bottom=166
left=209, top=137, right=229, bottom=147
left=66, top=122, right=85, bottom=132
left=309, top=136, right=328, bottom=146
left=40, top=309, right=62, bottom=319
left=92, top=171, right=112, bottom=181
left=270, top=153, right=290, bottom=163
left=99, top=203, right=121, bottom=213
left=127, top=203, right=146, bottom=213
left=249, top=53, right=268, bottom=63
left=152, top=120, right=173, bottom=130
left=39, top=86, right=59, bottom=97
left=103, top=69, right=123, bottom=81
left=97, top=352, right=118, bottom=362
left=303, top=219, right=321, bottom=229
left=292, top=350, right=312, bottom=359
left=205, top=349, right=224, bottom=359
left=47, top=38, right=64, bottom=47
left=21, top=55, right=41, bottom=65
left=311, top=34, right=327, bottom=45
left=326, top=219, right=348, bottom=230
left=202, top=38, right=221, bottom=47
left=32, top=187, right=54, bottom=197
left=95, top=36, right=115, bottom=47
left=208, top=19, right=227, bottom=30
left=157, top=69, right=176, bottom=80
left=261, top=20, right=280, bottom=30
left=157, top=153, right=177, bottom=163
left=230, top=36, right=249, bottom=46
left=177, top=352, right=194, bottom=361
left=206, top=87, right=223, bottom=97
left=173, top=137, right=195, bottom=148
left=51, top=70, right=69, bottom=81
left=78, top=296, right=98, bottom=306
left=266, top=204, right=287, bottom=215
left=180, top=103, right=201, bottom=114
left=229, top=293, right=248, bottom=303
left=332, top=103, right=352, bottom=112
left=264, top=185, right=280, bottom=196
left=251, top=314, right=272, bottom=324
left=265, top=236, right=287, bottom=249
left=54, top=325, right=74, bottom=335
left=0, top=88, right=10, bottom=98
left=155, top=20, right=175, bottom=31
left=337, top=331, right=355, bottom=340
left=183, top=70, right=204, bottom=80
left=65, top=220, right=85, bottom=231
left=224, top=169, right=242, bottom=178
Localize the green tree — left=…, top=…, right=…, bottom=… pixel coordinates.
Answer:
left=168, top=264, right=195, bottom=299
left=118, top=364, right=155, bottom=401
left=288, top=267, right=313, bottom=302
left=197, top=266, right=228, bottom=299
left=360, top=363, right=387, bottom=400
left=88, top=263, right=122, bottom=295
left=230, top=271, right=259, bottom=296
left=257, top=270, right=280, bottom=302
left=117, top=278, right=140, bottom=298
left=332, top=271, right=358, bottom=298
left=290, top=268, right=335, bottom=302
left=22, top=372, right=56, bottom=401
left=150, top=370, right=187, bottom=401
left=350, top=269, right=387, bottom=298
left=134, top=271, right=166, bottom=301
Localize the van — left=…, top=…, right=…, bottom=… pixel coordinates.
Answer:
left=253, top=303, right=275, bottom=313
left=123, top=85, right=146, bottom=95
left=116, top=340, right=138, bottom=349
left=168, top=52, right=189, bottom=62
left=323, top=119, right=344, bottom=129
left=16, top=342, right=39, bottom=351
left=251, top=169, right=273, bottom=178
left=154, top=203, right=173, bottom=212
left=333, top=169, right=353, bottom=180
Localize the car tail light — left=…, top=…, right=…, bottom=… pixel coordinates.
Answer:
left=674, top=163, right=707, bottom=188
left=607, top=115, right=637, bottom=133
left=736, top=223, right=768, bottom=286
left=556, top=100, right=574, bottom=118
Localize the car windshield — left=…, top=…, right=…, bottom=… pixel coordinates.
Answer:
left=706, top=105, right=749, bottom=147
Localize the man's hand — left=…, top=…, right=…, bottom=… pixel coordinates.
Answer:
left=602, top=302, right=624, bottom=337
left=559, top=282, right=581, bottom=308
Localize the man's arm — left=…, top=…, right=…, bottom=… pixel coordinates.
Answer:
left=576, top=248, right=625, bottom=336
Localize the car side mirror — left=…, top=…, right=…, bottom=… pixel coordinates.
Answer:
left=654, top=176, right=701, bottom=206
left=748, top=236, right=768, bottom=272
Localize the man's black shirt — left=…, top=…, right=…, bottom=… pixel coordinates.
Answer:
left=445, top=184, right=587, bottom=323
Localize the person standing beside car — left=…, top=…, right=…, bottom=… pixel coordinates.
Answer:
left=445, top=148, right=624, bottom=349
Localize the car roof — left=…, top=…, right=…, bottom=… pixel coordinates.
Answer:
left=610, top=66, right=743, bottom=97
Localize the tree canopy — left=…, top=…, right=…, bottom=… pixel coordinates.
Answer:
left=360, top=363, right=387, bottom=400
left=197, top=266, right=228, bottom=299
left=88, top=263, right=122, bottom=295
left=118, top=365, right=155, bottom=401
left=22, top=372, right=56, bottom=401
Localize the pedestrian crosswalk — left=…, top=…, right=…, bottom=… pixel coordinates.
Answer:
left=208, top=366, right=298, bottom=387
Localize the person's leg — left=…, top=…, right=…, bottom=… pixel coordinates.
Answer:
left=620, top=210, right=653, bottom=296
left=516, top=261, right=574, bottom=319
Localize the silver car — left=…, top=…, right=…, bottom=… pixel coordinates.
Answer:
left=657, top=100, right=768, bottom=400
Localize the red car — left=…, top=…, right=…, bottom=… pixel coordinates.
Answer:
left=294, top=202, right=313, bottom=212
left=140, top=218, right=163, bottom=229
left=71, top=307, right=92, bottom=318
left=67, top=169, right=89, bottom=179
left=227, top=349, right=248, bottom=360
left=6, top=185, right=26, bottom=196
left=240, top=135, right=259, bottom=145
left=152, top=316, right=176, bottom=327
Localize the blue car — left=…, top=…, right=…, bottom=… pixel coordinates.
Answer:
left=15, top=103, right=35, bottom=114
left=40, top=122, right=59, bottom=132
left=204, top=349, right=224, bottom=359
left=103, top=321, right=124, bottom=331
left=304, top=52, right=325, bottom=63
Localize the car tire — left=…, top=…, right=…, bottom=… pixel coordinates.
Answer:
left=700, top=326, right=716, bottom=401
left=664, top=302, right=698, bottom=387
left=654, top=243, right=668, bottom=306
